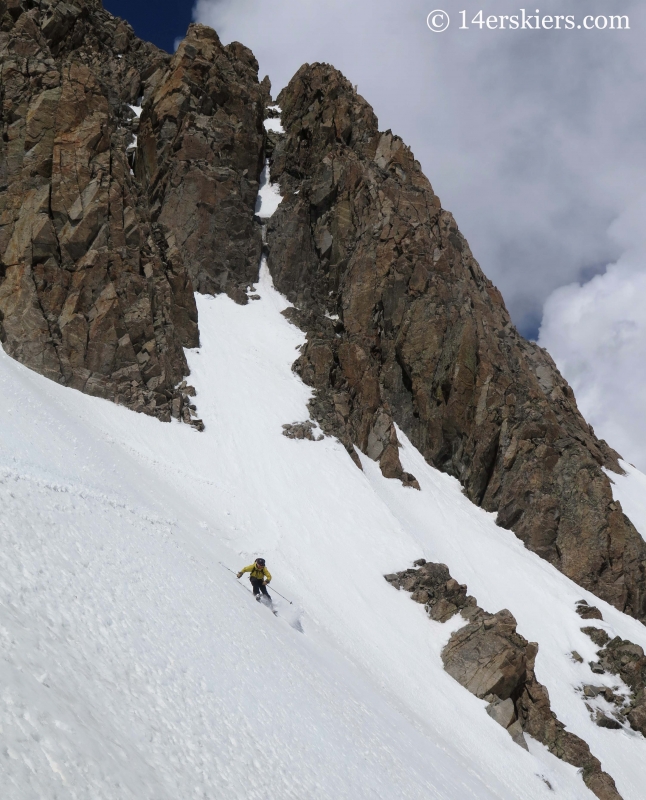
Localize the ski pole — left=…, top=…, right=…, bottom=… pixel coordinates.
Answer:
left=220, top=562, right=252, bottom=592
left=267, top=586, right=293, bottom=605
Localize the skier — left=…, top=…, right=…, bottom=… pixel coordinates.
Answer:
left=237, top=558, right=273, bottom=605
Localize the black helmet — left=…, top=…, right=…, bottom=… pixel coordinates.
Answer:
left=256, top=557, right=266, bottom=566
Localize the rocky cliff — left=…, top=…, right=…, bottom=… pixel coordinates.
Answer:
left=267, top=64, right=646, bottom=622
left=1, top=2, right=645, bottom=625
left=0, top=1, right=266, bottom=426
left=135, top=24, right=269, bottom=300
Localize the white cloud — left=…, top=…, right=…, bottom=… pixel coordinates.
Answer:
left=539, top=196, right=646, bottom=471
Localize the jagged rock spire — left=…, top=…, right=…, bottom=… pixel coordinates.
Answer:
left=267, top=63, right=646, bottom=620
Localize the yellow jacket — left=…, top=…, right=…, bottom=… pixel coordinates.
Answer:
left=240, top=563, right=272, bottom=583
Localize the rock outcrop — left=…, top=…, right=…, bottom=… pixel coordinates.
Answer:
left=576, top=598, right=604, bottom=620
left=282, top=420, right=323, bottom=441
left=581, top=625, right=646, bottom=737
left=136, top=23, right=269, bottom=300
left=267, top=63, right=646, bottom=621
left=0, top=0, right=199, bottom=422
left=386, top=562, right=622, bottom=800
left=0, top=3, right=268, bottom=426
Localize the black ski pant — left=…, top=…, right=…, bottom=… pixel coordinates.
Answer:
left=250, top=577, right=271, bottom=599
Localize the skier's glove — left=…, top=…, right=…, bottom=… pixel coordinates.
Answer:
left=236, top=572, right=242, bottom=578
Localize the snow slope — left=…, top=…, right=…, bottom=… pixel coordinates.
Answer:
left=2, top=171, right=646, bottom=799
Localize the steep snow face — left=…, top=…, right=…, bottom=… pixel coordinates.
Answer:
left=607, top=462, right=646, bottom=546
left=3, top=266, right=646, bottom=800
left=0, top=270, right=586, bottom=800
left=2, top=176, right=646, bottom=800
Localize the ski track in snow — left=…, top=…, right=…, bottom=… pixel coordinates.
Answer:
left=2, top=152, right=646, bottom=800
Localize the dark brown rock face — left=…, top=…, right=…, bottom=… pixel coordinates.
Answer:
left=387, top=564, right=622, bottom=800
left=0, top=3, right=268, bottom=426
left=136, top=24, right=269, bottom=299
left=267, top=62, right=646, bottom=620
left=0, top=0, right=198, bottom=422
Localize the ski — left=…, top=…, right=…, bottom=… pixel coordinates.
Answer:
left=257, top=595, right=278, bottom=616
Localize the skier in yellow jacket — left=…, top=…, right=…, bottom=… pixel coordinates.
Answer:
left=237, top=558, right=272, bottom=604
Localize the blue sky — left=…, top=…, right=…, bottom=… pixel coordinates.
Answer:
left=103, top=0, right=192, bottom=53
